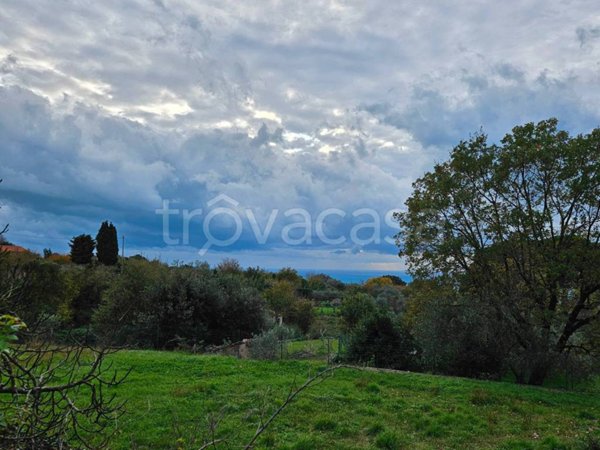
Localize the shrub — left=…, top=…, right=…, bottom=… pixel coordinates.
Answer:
left=345, top=313, right=418, bottom=370
left=409, top=283, right=507, bottom=379
left=93, top=260, right=266, bottom=348
left=249, top=325, right=297, bottom=360
left=289, top=299, right=314, bottom=334
left=0, top=258, right=77, bottom=325
left=339, top=293, right=377, bottom=332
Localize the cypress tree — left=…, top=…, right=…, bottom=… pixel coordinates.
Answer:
left=96, top=221, right=119, bottom=265
left=69, top=234, right=95, bottom=265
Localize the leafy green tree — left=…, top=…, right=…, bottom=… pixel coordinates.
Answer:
left=397, top=118, right=600, bottom=384
left=289, top=298, right=315, bottom=334
left=70, top=265, right=116, bottom=328
left=339, top=292, right=377, bottom=332
left=264, top=280, right=297, bottom=320
left=216, top=258, right=242, bottom=274
left=93, top=258, right=168, bottom=346
left=244, top=266, right=271, bottom=291
left=274, top=267, right=302, bottom=285
left=346, top=313, right=418, bottom=370
left=263, top=280, right=315, bottom=333
left=0, top=258, right=76, bottom=325
left=69, top=234, right=95, bottom=265
left=407, top=280, right=507, bottom=379
left=96, top=221, right=119, bottom=265
left=93, top=259, right=266, bottom=348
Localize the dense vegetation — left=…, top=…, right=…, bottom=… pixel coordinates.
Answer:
left=0, top=247, right=405, bottom=351
left=396, top=119, right=600, bottom=385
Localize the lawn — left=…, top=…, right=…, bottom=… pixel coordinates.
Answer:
left=99, top=351, right=599, bottom=449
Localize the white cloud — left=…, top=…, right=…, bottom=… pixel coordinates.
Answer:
left=0, top=0, right=599, bottom=270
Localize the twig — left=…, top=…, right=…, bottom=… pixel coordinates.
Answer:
left=242, top=365, right=343, bottom=449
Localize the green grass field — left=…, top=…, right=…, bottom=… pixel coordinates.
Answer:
left=286, top=338, right=340, bottom=359
left=97, top=351, right=600, bottom=449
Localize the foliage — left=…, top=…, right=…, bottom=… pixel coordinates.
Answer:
left=69, top=234, right=95, bottom=265
left=70, top=265, right=116, bottom=327
left=0, top=257, right=77, bottom=326
left=381, top=275, right=407, bottom=286
left=275, top=267, right=302, bottom=285
left=46, top=253, right=71, bottom=264
left=216, top=258, right=242, bottom=274
left=288, top=299, right=314, bottom=335
left=264, top=280, right=297, bottom=319
left=306, top=273, right=345, bottom=291
left=364, top=276, right=394, bottom=289
left=339, top=292, right=377, bottom=332
left=93, top=260, right=267, bottom=348
left=263, top=280, right=314, bottom=333
left=96, top=221, right=119, bottom=265
left=249, top=325, right=298, bottom=360
left=407, top=281, right=507, bottom=379
left=243, top=266, right=272, bottom=291
left=346, top=313, right=418, bottom=370
left=396, top=119, right=600, bottom=384
left=0, top=314, right=25, bottom=352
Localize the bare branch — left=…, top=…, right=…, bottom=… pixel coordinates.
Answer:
left=242, top=365, right=343, bottom=450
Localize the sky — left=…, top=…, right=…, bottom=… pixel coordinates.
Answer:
left=1, top=0, right=600, bottom=272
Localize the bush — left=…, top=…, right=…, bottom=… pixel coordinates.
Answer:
left=249, top=325, right=297, bottom=360
left=339, top=293, right=377, bottom=332
left=70, top=265, right=116, bottom=327
left=289, top=299, right=314, bottom=334
left=408, top=283, right=507, bottom=379
left=93, top=260, right=267, bottom=348
left=0, top=258, right=76, bottom=325
left=346, top=313, right=418, bottom=370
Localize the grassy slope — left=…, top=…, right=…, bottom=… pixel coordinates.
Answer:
left=104, top=351, right=599, bottom=450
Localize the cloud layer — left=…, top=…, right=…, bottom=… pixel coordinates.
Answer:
left=1, top=0, right=599, bottom=270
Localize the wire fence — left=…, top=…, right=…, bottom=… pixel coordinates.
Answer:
left=278, top=336, right=346, bottom=363
left=207, top=335, right=348, bottom=362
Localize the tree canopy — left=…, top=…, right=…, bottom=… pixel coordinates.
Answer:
left=396, top=118, right=600, bottom=384
left=96, top=221, right=119, bottom=265
left=69, top=234, right=95, bottom=265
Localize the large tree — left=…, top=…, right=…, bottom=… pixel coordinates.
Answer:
left=69, top=234, right=95, bottom=265
left=96, top=221, right=119, bottom=265
left=396, top=119, right=600, bottom=385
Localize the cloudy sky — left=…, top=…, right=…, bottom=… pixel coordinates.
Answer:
left=1, top=0, right=599, bottom=272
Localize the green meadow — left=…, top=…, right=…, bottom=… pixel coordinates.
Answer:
left=101, top=351, right=599, bottom=449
